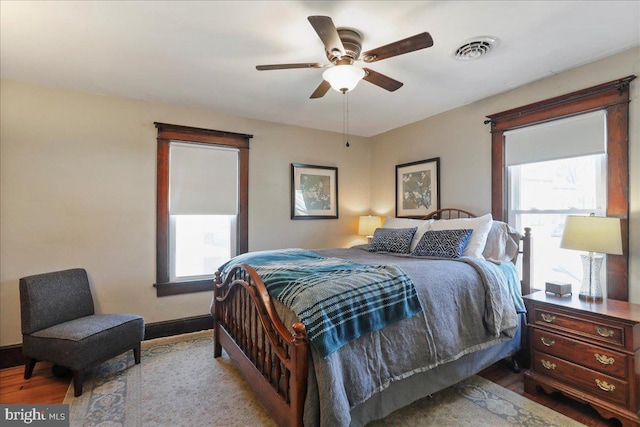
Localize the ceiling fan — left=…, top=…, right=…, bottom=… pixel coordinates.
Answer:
left=256, top=16, right=434, bottom=99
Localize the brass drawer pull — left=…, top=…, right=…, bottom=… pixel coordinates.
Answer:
left=595, top=327, right=614, bottom=338
left=595, top=379, right=616, bottom=392
left=540, top=337, right=555, bottom=347
left=541, top=313, right=556, bottom=323
left=541, top=359, right=556, bottom=370
left=594, top=353, right=615, bottom=365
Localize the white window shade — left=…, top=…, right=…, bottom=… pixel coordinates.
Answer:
left=169, top=142, right=238, bottom=215
left=505, top=110, right=606, bottom=166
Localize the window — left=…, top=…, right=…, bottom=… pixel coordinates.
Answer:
left=487, top=75, right=634, bottom=300
left=172, top=215, right=235, bottom=281
left=169, top=142, right=239, bottom=282
left=509, top=155, right=607, bottom=293
left=154, top=123, right=251, bottom=296
left=506, top=112, right=607, bottom=294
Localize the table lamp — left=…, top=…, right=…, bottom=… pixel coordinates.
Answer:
left=560, top=214, right=623, bottom=301
left=358, top=215, right=382, bottom=243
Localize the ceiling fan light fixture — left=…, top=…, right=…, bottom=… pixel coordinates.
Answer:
left=323, top=64, right=365, bottom=93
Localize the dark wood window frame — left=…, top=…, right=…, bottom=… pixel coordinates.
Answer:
left=154, top=122, right=252, bottom=297
left=486, top=75, right=635, bottom=301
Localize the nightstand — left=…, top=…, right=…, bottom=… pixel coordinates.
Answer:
left=523, top=291, right=640, bottom=427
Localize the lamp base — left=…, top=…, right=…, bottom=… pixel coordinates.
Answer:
left=578, top=253, right=604, bottom=302
left=578, top=293, right=603, bottom=302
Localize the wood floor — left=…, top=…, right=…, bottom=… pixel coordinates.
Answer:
left=0, top=361, right=70, bottom=404
left=0, top=359, right=622, bottom=426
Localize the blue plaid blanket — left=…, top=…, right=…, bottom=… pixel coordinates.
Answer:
left=219, top=249, right=423, bottom=358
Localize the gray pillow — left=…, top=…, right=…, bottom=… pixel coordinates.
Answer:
left=482, top=221, right=522, bottom=263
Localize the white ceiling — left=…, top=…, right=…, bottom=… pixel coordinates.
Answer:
left=1, top=1, right=639, bottom=137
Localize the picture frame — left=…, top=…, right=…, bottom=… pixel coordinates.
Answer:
left=291, top=163, right=338, bottom=220
left=395, top=157, right=440, bottom=218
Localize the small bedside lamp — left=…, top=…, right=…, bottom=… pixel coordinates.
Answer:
left=358, top=215, right=382, bottom=243
left=560, top=214, right=623, bottom=301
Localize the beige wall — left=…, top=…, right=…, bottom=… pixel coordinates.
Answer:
left=370, top=47, right=640, bottom=303
left=1, top=47, right=638, bottom=347
left=0, top=80, right=370, bottom=346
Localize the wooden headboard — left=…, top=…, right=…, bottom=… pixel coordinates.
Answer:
left=424, top=208, right=476, bottom=220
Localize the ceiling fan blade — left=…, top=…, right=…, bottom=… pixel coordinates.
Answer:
left=362, top=68, right=403, bottom=92
left=308, top=16, right=345, bottom=56
left=362, top=32, right=433, bottom=63
left=256, top=63, right=324, bottom=71
left=310, top=80, right=331, bottom=99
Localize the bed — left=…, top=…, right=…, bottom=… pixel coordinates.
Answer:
left=212, top=208, right=532, bottom=427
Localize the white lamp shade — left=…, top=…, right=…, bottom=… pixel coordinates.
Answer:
left=323, top=65, right=365, bottom=93
left=358, top=215, right=382, bottom=236
left=560, top=215, right=623, bottom=255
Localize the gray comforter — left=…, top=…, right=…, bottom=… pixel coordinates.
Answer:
left=272, top=247, right=520, bottom=427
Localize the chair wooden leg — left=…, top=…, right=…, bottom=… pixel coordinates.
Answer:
left=73, top=370, right=84, bottom=397
left=133, top=343, right=141, bottom=364
left=24, top=358, right=37, bottom=379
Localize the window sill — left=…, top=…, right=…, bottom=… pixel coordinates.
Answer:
left=154, top=279, right=214, bottom=297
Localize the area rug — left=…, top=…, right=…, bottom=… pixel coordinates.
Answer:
left=64, top=331, right=583, bottom=426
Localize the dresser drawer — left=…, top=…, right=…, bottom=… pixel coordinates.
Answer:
left=531, top=306, right=625, bottom=348
left=532, top=329, right=628, bottom=379
left=532, top=350, right=629, bottom=407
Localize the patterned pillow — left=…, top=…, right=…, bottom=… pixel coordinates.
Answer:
left=368, top=227, right=417, bottom=254
left=412, top=229, right=474, bottom=258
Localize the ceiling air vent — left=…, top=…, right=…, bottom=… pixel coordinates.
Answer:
left=453, top=37, right=497, bottom=61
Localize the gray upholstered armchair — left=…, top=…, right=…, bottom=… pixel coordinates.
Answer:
left=19, top=268, right=144, bottom=396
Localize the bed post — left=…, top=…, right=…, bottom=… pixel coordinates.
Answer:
left=290, top=323, right=308, bottom=427
left=521, top=227, right=532, bottom=296
left=213, top=271, right=223, bottom=358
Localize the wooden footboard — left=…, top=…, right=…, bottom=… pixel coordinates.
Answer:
left=214, top=265, right=308, bottom=427
left=213, top=209, right=533, bottom=427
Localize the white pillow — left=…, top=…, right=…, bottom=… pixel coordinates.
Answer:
left=383, top=216, right=429, bottom=229
left=430, top=213, right=493, bottom=258
left=383, top=216, right=434, bottom=251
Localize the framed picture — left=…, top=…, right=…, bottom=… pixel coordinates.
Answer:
left=291, top=163, right=338, bottom=220
left=396, top=157, right=440, bottom=218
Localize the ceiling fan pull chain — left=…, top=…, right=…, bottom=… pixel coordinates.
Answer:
left=345, top=91, right=350, bottom=147
left=342, top=92, right=348, bottom=147
left=342, top=92, right=345, bottom=145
